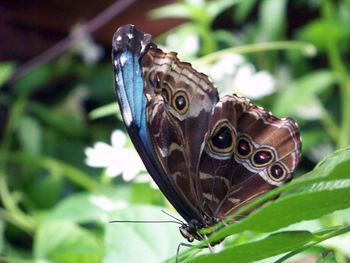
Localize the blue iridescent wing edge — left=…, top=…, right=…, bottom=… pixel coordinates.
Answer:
left=112, top=24, right=197, bottom=222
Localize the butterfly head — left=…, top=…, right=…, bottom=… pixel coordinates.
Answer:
left=179, top=217, right=222, bottom=244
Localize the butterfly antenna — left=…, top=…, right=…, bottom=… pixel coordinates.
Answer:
left=109, top=219, right=182, bottom=225
left=161, top=210, right=185, bottom=225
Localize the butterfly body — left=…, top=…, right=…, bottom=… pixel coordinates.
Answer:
left=112, top=24, right=301, bottom=243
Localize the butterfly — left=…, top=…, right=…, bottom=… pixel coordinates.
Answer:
left=112, top=24, right=301, bottom=244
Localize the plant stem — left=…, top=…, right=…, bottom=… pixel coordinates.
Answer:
left=193, top=41, right=316, bottom=67
left=323, top=0, right=350, bottom=148
left=0, top=94, right=36, bottom=233
left=320, top=106, right=341, bottom=143
left=328, top=42, right=350, bottom=148
left=9, top=152, right=101, bottom=191
left=0, top=175, right=36, bottom=233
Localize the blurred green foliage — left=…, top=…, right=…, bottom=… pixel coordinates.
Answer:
left=1, top=0, right=350, bottom=262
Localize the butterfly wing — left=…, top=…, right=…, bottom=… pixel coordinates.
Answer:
left=140, top=47, right=219, bottom=222
left=196, top=94, right=301, bottom=219
left=112, top=24, right=203, bottom=222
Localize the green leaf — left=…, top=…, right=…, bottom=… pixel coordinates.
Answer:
left=34, top=220, right=103, bottom=263
left=104, top=205, right=183, bottom=263
left=14, top=64, right=52, bottom=94
left=0, top=62, right=15, bottom=87
left=297, top=19, right=347, bottom=52
left=88, top=102, right=120, bottom=120
left=216, top=180, right=350, bottom=239
left=186, top=231, right=316, bottom=263
left=0, top=220, right=4, bottom=255
left=234, top=0, right=257, bottom=23
left=29, top=173, right=62, bottom=208
left=17, top=115, right=42, bottom=155
left=47, top=186, right=131, bottom=223
left=259, top=0, right=287, bottom=40
left=299, top=129, right=329, bottom=153
left=272, top=70, right=336, bottom=116
left=206, top=0, right=242, bottom=24
left=29, top=102, right=85, bottom=136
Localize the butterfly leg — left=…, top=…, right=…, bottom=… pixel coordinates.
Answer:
left=176, top=243, right=193, bottom=263
left=176, top=238, right=215, bottom=263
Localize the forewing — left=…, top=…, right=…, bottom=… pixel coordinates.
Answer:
left=112, top=24, right=202, bottom=222
left=140, top=48, right=219, bottom=221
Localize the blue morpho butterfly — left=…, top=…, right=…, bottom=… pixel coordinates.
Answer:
left=112, top=24, right=301, bottom=245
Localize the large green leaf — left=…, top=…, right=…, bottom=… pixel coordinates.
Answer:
left=46, top=186, right=131, bottom=224
left=186, top=231, right=315, bottom=263
left=34, top=220, right=103, bottom=263
left=216, top=179, right=350, bottom=238
left=104, top=205, right=182, bottom=263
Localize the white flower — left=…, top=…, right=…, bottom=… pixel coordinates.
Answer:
left=85, top=130, right=146, bottom=181
left=202, top=53, right=276, bottom=99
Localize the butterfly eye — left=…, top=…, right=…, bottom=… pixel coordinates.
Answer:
left=209, top=121, right=235, bottom=154
left=149, top=71, right=161, bottom=90
left=160, top=83, right=172, bottom=103
left=251, top=148, right=274, bottom=167
left=172, top=91, right=189, bottom=114
left=236, top=137, right=253, bottom=158
left=268, top=162, right=287, bottom=182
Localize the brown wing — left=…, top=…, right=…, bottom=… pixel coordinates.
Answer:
left=140, top=48, right=219, bottom=222
left=196, top=94, right=301, bottom=219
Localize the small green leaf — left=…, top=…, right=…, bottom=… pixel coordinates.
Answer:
left=297, top=19, right=347, bottom=52
left=206, top=0, right=242, bottom=24
left=259, top=0, right=287, bottom=40
left=0, top=62, right=15, bottom=87
left=29, top=173, right=62, bottom=208
left=17, top=115, right=42, bottom=155
left=88, top=102, right=120, bottom=120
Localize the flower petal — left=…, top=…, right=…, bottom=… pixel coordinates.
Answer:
left=85, top=142, right=114, bottom=167
left=111, top=130, right=126, bottom=148
left=106, top=163, right=123, bottom=178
